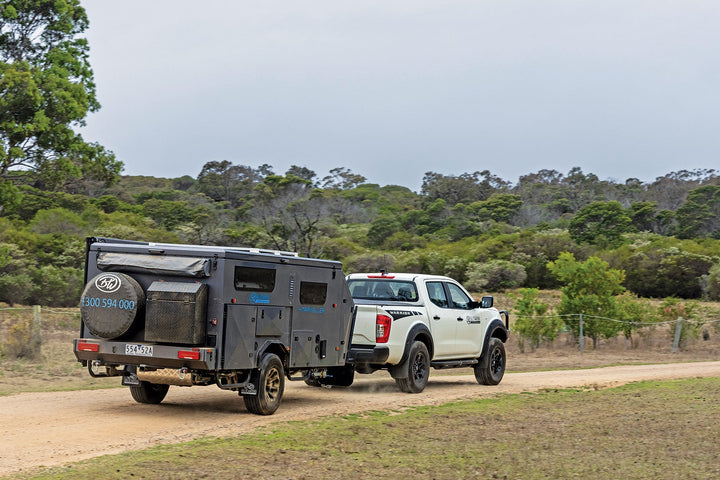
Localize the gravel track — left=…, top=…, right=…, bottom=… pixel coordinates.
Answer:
left=2, top=361, right=720, bottom=476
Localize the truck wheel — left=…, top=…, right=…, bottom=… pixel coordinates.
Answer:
left=474, top=337, right=506, bottom=385
left=395, top=341, right=430, bottom=393
left=81, top=272, right=145, bottom=339
left=244, top=353, right=285, bottom=415
left=129, top=381, right=169, bottom=404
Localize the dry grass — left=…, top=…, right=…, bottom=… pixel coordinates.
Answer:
left=15, top=378, right=720, bottom=480
left=0, top=305, right=117, bottom=395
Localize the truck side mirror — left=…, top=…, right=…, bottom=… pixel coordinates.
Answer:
left=480, top=296, right=493, bottom=308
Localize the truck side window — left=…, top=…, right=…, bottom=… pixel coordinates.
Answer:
left=427, top=282, right=448, bottom=308
left=447, top=283, right=471, bottom=309
left=300, top=281, right=327, bottom=305
left=234, top=266, right=276, bottom=292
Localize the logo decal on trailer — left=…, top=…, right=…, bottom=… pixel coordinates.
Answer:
left=95, top=273, right=122, bottom=293
left=250, top=293, right=270, bottom=304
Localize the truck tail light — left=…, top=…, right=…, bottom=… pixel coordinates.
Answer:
left=376, top=314, right=392, bottom=343
left=77, top=341, right=99, bottom=352
left=178, top=350, right=200, bottom=360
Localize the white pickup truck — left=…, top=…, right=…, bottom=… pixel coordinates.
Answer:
left=343, top=271, right=509, bottom=393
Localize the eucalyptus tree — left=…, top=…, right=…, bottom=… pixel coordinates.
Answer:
left=0, top=0, right=121, bottom=208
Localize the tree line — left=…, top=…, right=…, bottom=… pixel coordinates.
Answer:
left=2, top=161, right=720, bottom=306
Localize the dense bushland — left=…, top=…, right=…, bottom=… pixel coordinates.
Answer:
left=1, top=165, right=720, bottom=307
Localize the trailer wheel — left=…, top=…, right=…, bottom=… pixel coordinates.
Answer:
left=81, top=272, right=145, bottom=339
left=474, top=337, right=506, bottom=385
left=129, top=381, right=169, bottom=404
left=244, top=353, right=285, bottom=415
left=395, top=341, right=430, bottom=393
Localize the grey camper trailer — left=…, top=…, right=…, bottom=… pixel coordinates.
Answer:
left=73, top=237, right=355, bottom=415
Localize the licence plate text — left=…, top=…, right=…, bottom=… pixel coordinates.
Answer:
left=125, top=344, right=153, bottom=356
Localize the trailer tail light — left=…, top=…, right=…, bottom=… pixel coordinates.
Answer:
left=376, top=313, right=392, bottom=343
left=178, top=350, right=200, bottom=360
left=77, top=341, right=99, bottom=352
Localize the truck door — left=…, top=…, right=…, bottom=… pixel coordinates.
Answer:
left=445, top=282, right=486, bottom=357
left=424, top=281, right=460, bottom=360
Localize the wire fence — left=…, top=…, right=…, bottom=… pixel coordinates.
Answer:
left=512, top=312, right=720, bottom=354
left=3, top=306, right=720, bottom=358
left=0, top=306, right=80, bottom=359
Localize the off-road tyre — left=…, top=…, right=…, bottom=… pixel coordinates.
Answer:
left=244, top=353, right=285, bottom=415
left=395, top=341, right=430, bottom=393
left=474, top=337, right=506, bottom=385
left=81, top=272, right=145, bottom=339
left=129, top=381, right=169, bottom=404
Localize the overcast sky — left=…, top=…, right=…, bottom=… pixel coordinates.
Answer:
left=80, top=1, right=720, bottom=191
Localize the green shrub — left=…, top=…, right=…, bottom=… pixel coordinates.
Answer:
left=0, top=273, right=32, bottom=306
left=548, top=253, right=626, bottom=348
left=702, top=263, right=720, bottom=300
left=465, top=260, right=527, bottom=292
left=511, top=288, right=559, bottom=352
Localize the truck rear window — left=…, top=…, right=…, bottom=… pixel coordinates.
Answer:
left=234, top=266, right=276, bottom=291
left=347, top=280, right=418, bottom=302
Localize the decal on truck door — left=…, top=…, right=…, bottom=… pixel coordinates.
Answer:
left=385, top=309, right=423, bottom=320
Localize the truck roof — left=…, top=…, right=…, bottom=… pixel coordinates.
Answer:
left=345, top=272, right=456, bottom=282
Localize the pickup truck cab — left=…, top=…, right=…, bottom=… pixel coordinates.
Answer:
left=344, top=271, right=509, bottom=393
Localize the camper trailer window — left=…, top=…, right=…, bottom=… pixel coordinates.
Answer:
left=234, top=266, right=276, bottom=292
left=299, top=281, right=327, bottom=305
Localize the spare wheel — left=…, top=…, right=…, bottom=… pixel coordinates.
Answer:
left=81, top=272, right=145, bottom=339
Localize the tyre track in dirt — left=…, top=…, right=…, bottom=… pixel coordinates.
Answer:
left=2, top=361, right=720, bottom=476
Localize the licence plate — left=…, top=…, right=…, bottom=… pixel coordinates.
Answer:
left=125, top=344, right=153, bottom=356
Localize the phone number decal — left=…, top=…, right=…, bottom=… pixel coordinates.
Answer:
left=81, top=296, right=135, bottom=310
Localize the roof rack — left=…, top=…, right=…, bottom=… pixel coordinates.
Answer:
left=229, top=247, right=299, bottom=257
left=146, top=242, right=299, bottom=257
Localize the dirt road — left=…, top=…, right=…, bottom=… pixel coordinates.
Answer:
left=2, top=361, right=720, bottom=476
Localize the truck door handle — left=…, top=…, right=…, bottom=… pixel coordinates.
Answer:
left=433, top=316, right=440, bottom=320
left=457, top=317, right=464, bottom=322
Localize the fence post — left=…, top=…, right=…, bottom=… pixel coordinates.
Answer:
left=579, top=314, right=584, bottom=355
left=672, top=317, right=683, bottom=353
left=30, top=305, right=43, bottom=358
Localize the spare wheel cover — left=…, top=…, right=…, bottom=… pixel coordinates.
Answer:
left=81, top=272, right=145, bottom=339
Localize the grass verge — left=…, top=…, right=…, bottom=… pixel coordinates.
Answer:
left=9, top=377, right=720, bottom=480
